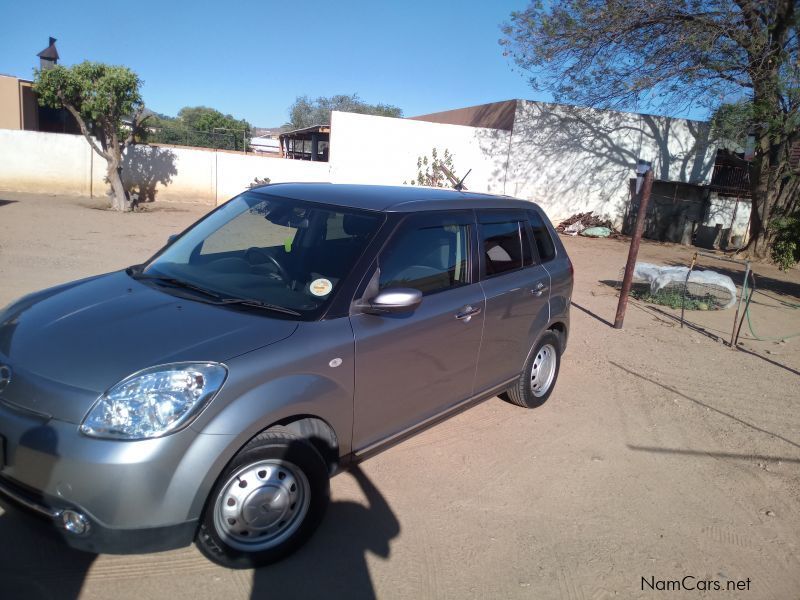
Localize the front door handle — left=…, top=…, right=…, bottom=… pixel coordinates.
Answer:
left=531, top=282, right=548, bottom=297
left=455, top=305, right=482, bottom=322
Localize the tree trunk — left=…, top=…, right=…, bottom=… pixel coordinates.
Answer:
left=63, top=103, right=131, bottom=212
left=748, top=157, right=773, bottom=259
left=106, top=159, right=130, bottom=212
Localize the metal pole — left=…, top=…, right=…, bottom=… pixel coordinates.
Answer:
left=614, top=168, right=654, bottom=329
left=730, top=260, right=751, bottom=349
left=680, top=252, right=697, bottom=328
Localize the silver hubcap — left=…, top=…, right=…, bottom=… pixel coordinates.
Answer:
left=530, top=343, right=557, bottom=397
left=214, top=459, right=310, bottom=552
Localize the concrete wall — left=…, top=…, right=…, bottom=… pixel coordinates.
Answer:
left=706, top=192, right=751, bottom=239
left=0, top=129, right=104, bottom=195
left=0, top=129, right=330, bottom=204
left=329, top=111, right=510, bottom=195
left=505, top=101, right=717, bottom=223
left=0, top=103, right=716, bottom=221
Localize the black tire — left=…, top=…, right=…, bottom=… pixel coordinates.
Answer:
left=502, top=330, right=562, bottom=409
left=196, top=427, right=330, bottom=569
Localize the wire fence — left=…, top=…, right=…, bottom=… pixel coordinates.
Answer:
left=614, top=251, right=800, bottom=349
left=145, top=125, right=250, bottom=152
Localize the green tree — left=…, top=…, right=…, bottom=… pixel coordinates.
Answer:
left=501, top=0, right=799, bottom=261
left=149, top=107, right=252, bottom=151
left=286, top=94, right=402, bottom=129
left=712, top=100, right=800, bottom=268
left=34, top=61, right=149, bottom=211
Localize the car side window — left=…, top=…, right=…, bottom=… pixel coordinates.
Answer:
left=528, top=210, right=556, bottom=262
left=481, top=219, right=530, bottom=277
left=379, top=222, right=470, bottom=296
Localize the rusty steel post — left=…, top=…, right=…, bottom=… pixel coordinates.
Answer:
left=614, top=168, right=654, bottom=329
left=730, top=260, right=751, bottom=348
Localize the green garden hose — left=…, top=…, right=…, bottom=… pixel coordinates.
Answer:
left=738, top=272, right=800, bottom=342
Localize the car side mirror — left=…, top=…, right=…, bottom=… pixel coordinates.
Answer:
left=361, top=288, right=422, bottom=315
left=167, top=234, right=179, bottom=245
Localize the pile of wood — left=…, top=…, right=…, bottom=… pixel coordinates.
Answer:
left=556, top=212, right=616, bottom=233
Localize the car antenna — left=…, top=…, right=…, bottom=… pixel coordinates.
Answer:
left=439, top=164, right=471, bottom=191
left=454, top=169, right=472, bottom=191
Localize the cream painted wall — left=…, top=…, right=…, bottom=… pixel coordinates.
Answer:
left=329, top=111, right=510, bottom=194
left=0, top=129, right=101, bottom=195
left=506, top=101, right=717, bottom=223
left=0, top=130, right=330, bottom=204
left=0, top=103, right=715, bottom=221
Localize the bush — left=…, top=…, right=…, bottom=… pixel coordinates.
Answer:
left=770, top=212, right=800, bottom=271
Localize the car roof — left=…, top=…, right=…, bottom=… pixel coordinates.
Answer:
left=250, top=182, right=537, bottom=213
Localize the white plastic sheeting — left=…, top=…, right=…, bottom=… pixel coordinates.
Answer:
left=633, top=262, right=737, bottom=309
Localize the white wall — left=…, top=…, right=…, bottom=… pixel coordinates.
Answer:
left=329, top=111, right=510, bottom=194
left=0, top=129, right=331, bottom=204
left=0, top=129, right=105, bottom=196
left=506, top=101, right=717, bottom=223
left=706, top=192, right=751, bottom=238
left=0, top=104, right=716, bottom=222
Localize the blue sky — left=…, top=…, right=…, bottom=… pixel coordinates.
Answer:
left=0, top=0, right=546, bottom=125
left=0, top=0, right=706, bottom=126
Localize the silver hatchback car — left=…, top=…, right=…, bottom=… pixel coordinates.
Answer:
left=0, top=183, right=572, bottom=568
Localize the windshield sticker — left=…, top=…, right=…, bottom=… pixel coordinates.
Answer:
left=309, top=278, right=333, bottom=297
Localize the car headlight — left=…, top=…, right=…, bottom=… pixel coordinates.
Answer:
left=80, top=362, right=227, bottom=440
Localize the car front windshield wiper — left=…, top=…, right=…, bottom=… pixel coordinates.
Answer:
left=215, top=297, right=302, bottom=317
left=129, top=271, right=227, bottom=301
left=129, top=270, right=302, bottom=317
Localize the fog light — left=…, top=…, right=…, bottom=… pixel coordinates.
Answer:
left=60, top=510, right=90, bottom=535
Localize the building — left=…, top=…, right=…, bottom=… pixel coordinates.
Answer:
left=250, top=135, right=281, bottom=155
left=279, top=125, right=330, bottom=160
left=0, top=74, right=38, bottom=131
left=0, top=38, right=79, bottom=134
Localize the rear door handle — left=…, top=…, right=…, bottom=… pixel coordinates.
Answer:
left=531, top=282, right=548, bottom=297
left=455, top=306, right=482, bottom=321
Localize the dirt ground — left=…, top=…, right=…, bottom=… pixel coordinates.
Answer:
left=0, top=191, right=798, bottom=600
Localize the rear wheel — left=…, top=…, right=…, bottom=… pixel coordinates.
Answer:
left=502, top=330, right=562, bottom=408
left=196, top=427, right=330, bottom=569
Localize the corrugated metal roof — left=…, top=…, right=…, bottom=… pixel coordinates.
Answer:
left=279, top=125, right=331, bottom=137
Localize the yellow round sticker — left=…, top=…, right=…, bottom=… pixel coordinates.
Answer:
left=309, top=278, right=333, bottom=297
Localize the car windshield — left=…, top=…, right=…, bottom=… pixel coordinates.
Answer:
left=138, top=191, right=382, bottom=318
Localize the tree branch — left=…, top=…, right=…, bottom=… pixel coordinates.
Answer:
left=63, top=103, right=112, bottom=160
left=124, top=107, right=150, bottom=147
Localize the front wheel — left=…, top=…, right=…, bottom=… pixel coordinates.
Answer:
left=502, top=331, right=562, bottom=409
left=196, top=427, right=330, bottom=569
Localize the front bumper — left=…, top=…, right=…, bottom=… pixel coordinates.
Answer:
left=0, top=401, right=236, bottom=554
left=0, top=475, right=197, bottom=553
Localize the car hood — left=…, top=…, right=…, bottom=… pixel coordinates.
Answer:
left=0, top=271, right=298, bottom=423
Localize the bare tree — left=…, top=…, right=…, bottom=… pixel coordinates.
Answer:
left=501, top=0, right=799, bottom=258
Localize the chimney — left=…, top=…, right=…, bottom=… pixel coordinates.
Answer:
left=37, top=37, right=60, bottom=70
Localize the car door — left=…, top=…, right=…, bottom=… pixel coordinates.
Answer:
left=473, top=209, right=552, bottom=392
left=350, top=210, right=485, bottom=452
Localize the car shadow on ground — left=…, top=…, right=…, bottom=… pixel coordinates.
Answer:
left=0, top=199, right=18, bottom=208
left=250, top=465, right=400, bottom=600
left=0, top=465, right=399, bottom=600
left=0, top=503, right=96, bottom=600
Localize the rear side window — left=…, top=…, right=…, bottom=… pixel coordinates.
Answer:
left=480, top=220, right=531, bottom=277
left=528, top=210, right=556, bottom=262
left=379, top=223, right=470, bottom=295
